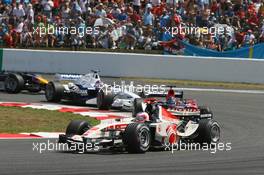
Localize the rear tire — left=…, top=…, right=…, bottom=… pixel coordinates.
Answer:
left=123, top=123, right=151, bottom=153
left=195, top=119, right=220, bottom=145
left=4, top=73, right=25, bottom=93
left=45, top=81, right=64, bottom=102
left=132, top=98, right=144, bottom=117
left=66, top=120, right=91, bottom=136
left=96, top=90, right=113, bottom=110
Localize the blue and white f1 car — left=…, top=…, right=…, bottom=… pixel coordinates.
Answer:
left=45, top=71, right=142, bottom=110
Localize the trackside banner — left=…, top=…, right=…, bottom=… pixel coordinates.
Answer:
left=181, top=41, right=264, bottom=59
left=0, top=48, right=3, bottom=71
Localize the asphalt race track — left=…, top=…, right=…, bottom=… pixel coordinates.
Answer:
left=0, top=90, right=264, bottom=175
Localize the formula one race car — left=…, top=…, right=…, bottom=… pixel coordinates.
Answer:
left=0, top=72, right=49, bottom=93
left=58, top=96, right=220, bottom=153
left=45, top=70, right=124, bottom=109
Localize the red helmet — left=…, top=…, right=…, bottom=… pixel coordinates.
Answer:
left=166, top=89, right=175, bottom=101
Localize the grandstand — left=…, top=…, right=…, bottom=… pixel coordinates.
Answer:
left=0, top=0, right=263, bottom=56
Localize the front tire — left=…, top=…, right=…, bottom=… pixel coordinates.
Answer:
left=45, top=82, right=64, bottom=102
left=66, top=120, right=91, bottom=136
left=123, top=123, right=151, bottom=153
left=4, top=73, right=25, bottom=93
left=96, top=90, right=113, bottom=110
left=195, top=119, right=220, bottom=145
left=65, top=120, right=91, bottom=151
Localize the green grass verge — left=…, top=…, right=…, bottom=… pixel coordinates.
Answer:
left=0, top=106, right=99, bottom=133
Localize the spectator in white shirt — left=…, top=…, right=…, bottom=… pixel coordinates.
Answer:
left=14, top=19, right=24, bottom=46
left=243, top=30, right=255, bottom=46
left=42, top=0, right=54, bottom=19
left=110, top=4, right=121, bottom=19
left=26, top=4, right=34, bottom=24
left=95, top=3, right=106, bottom=18
left=13, top=3, right=25, bottom=19
left=61, top=3, right=70, bottom=22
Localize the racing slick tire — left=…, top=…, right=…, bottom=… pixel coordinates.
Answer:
left=45, top=81, right=64, bottom=102
left=66, top=120, right=91, bottom=136
left=4, top=73, right=25, bottom=93
left=195, top=119, right=220, bottom=145
left=123, top=123, right=151, bottom=153
left=65, top=120, right=91, bottom=150
left=132, top=98, right=144, bottom=117
left=96, top=90, right=113, bottom=110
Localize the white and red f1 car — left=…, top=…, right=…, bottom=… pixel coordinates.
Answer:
left=58, top=89, right=220, bottom=153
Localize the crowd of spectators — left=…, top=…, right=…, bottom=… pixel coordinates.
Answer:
left=0, top=0, right=264, bottom=52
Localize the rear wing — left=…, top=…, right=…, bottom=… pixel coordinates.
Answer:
left=54, top=74, right=83, bottom=81
left=144, top=89, right=184, bottom=99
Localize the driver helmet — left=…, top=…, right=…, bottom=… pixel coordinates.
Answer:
left=95, top=80, right=103, bottom=88
left=166, top=88, right=175, bottom=100
left=167, top=96, right=176, bottom=108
